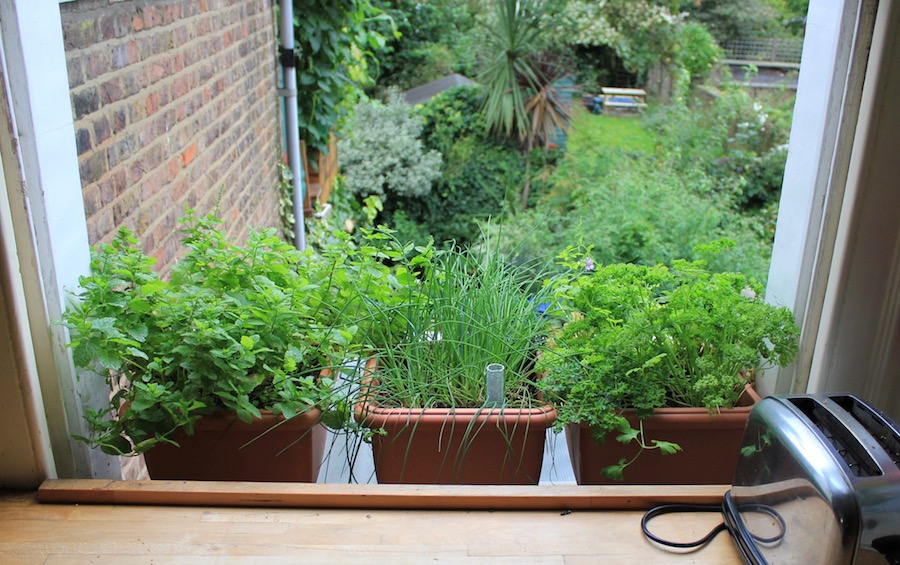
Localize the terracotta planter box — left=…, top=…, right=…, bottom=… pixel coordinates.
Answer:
left=567, top=386, right=761, bottom=485
left=355, top=402, right=556, bottom=484
left=142, top=409, right=326, bottom=482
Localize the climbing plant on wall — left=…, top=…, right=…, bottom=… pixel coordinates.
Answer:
left=293, top=0, right=394, bottom=154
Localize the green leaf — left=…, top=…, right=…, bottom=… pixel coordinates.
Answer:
left=127, top=297, right=152, bottom=314
left=601, top=460, right=627, bottom=481
left=652, top=440, right=682, bottom=455
left=615, top=426, right=640, bottom=444
left=140, top=280, right=167, bottom=295
left=126, top=346, right=149, bottom=360
left=240, top=335, right=255, bottom=350
left=90, top=317, right=125, bottom=339
left=98, top=435, right=132, bottom=456
left=126, top=323, right=148, bottom=343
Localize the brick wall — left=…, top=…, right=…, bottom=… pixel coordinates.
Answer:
left=60, top=0, right=284, bottom=274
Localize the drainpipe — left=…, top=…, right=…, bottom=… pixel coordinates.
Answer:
left=278, top=0, right=307, bottom=251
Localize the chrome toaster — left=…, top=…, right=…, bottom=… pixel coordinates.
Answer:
left=725, top=393, right=900, bottom=564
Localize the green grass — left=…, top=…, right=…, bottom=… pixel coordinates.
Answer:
left=574, top=110, right=656, bottom=154
left=548, top=108, right=658, bottom=201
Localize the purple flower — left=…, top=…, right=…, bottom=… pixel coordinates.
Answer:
left=584, top=257, right=595, bottom=272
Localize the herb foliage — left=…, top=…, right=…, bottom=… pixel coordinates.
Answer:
left=360, top=241, right=553, bottom=409
left=64, top=211, right=360, bottom=455
left=537, top=242, right=799, bottom=478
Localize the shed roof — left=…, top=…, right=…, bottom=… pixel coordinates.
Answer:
left=402, top=73, right=476, bottom=105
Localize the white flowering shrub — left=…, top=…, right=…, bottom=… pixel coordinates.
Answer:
left=562, top=0, right=683, bottom=75
left=338, top=92, right=442, bottom=201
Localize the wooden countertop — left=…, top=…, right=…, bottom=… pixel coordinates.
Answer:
left=0, top=480, right=742, bottom=563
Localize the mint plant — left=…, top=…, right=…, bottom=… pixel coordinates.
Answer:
left=64, top=211, right=361, bottom=456
left=537, top=241, right=799, bottom=479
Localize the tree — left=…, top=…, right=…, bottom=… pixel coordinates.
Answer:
left=371, top=0, right=484, bottom=91
left=479, top=0, right=571, bottom=208
left=676, top=0, right=782, bottom=45
left=563, top=0, right=683, bottom=77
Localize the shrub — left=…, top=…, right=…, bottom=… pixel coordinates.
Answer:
left=482, top=110, right=775, bottom=282
left=372, top=0, right=484, bottom=91
left=676, top=22, right=722, bottom=82
left=63, top=212, right=354, bottom=455
left=484, top=156, right=770, bottom=277
left=645, top=83, right=793, bottom=210
left=338, top=91, right=442, bottom=201
left=418, top=86, right=488, bottom=152
left=294, top=0, right=392, bottom=154
left=377, top=85, right=560, bottom=248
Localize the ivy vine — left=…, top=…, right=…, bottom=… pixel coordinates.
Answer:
left=292, top=0, right=395, bottom=155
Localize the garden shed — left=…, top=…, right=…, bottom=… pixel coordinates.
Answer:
left=402, top=73, right=476, bottom=106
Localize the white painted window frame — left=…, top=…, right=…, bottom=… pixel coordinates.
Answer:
left=2, top=0, right=898, bottom=480
left=0, top=0, right=120, bottom=480
left=762, top=0, right=877, bottom=394
left=765, top=0, right=900, bottom=420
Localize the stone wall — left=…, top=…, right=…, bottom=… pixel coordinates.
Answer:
left=60, top=0, right=284, bottom=274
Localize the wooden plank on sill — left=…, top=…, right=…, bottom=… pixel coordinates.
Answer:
left=38, top=479, right=728, bottom=510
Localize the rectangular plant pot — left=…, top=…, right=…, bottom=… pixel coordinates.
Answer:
left=142, top=409, right=326, bottom=482
left=355, top=402, right=556, bottom=485
left=567, top=386, right=761, bottom=485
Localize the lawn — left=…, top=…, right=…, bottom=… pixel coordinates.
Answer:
left=575, top=111, right=655, bottom=154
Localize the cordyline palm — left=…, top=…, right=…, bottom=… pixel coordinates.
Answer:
left=479, top=0, right=572, bottom=208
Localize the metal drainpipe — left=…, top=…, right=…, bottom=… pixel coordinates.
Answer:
left=278, top=0, right=307, bottom=251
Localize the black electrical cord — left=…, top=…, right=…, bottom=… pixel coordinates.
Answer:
left=640, top=491, right=786, bottom=565
left=641, top=503, right=730, bottom=550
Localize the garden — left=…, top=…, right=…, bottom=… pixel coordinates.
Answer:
left=65, top=0, right=808, bottom=484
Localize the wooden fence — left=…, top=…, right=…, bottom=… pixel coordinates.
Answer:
left=300, top=133, right=338, bottom=213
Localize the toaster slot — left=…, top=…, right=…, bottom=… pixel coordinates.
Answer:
left=831, top=394, right=900, bottom=472
left=788, top=397, right=882, bottom=477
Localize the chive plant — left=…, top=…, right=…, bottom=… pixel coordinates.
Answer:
left=361, top=246, right=553, bottom=409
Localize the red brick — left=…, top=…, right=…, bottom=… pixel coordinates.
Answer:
left=127, top=40, right=140, bottom=64
left=142, top=6, right=158, bottom=30
left=82, top=185, right=101, bottom=216
left=75, top=128, right=91, bottom=155
left=172, top=177, right=190, bottom=201
left=99, top=176, right=116, bottom=207
left=87, top=209, right=114, bottom=245
left=99, top=14, right=116, bottom=41
left=166, top=156, right=181, bottom=180
left=111, top=168, right=128, bottom=197
left=85, top=51, right=109, bottom=81
left=181, top=143, right=198, bottom=167
left=111, top=108, right=127, bottom=134
left=150, top=61, right=168, bottom=83
left=67, top=57, right=84, bottom=88
left=63, top=0, right=283, bottom=265
left=93, top=116, right=111, bottom=145
left=146, top=92, right=159, bottom=116
left=62, top=19, right=97, bottom=51
left=101, top=78, right=123, bottom=104
left=80, top=151, right=108, bottom=184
